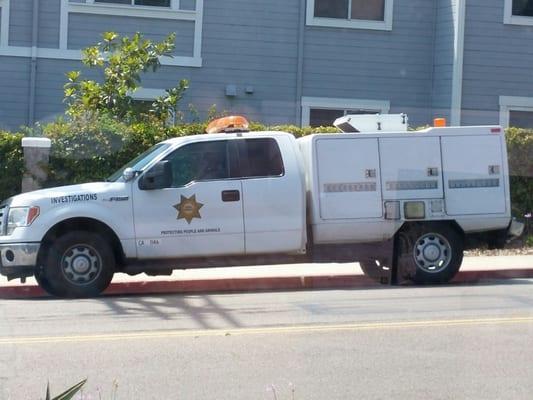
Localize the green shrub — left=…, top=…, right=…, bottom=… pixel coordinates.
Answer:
left=65, top=32, right=187, bottom=125
left=0, top=131, right=24, bottom=202
left=42, top=115, right=130, bottom=186
left=506, top=128, right=533, bottom=225
left=46, top=379, right=86, bottom=400
left=38, top=118, right=342, bottom=187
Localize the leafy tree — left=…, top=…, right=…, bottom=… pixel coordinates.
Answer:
left=64, top=31, right=188, bottom=124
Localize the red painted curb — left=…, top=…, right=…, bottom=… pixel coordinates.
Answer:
left=1, top=269, right=533, bottom=299
left=452, top=269, right=533, bottom=282
left=103, top=274, right=380, bottom=296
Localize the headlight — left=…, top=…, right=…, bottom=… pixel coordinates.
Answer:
left=6, top=206, right=40, bottom=235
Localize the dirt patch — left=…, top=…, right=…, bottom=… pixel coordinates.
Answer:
left=465, top=235, right=533, bottom=256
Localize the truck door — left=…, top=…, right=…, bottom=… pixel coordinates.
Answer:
left=237, top=137, right=306, bottom=254
left=441, top=135, right=506, bottom=215
left=316, top=137, right=382, bottom=219
left=132, top=140, right=245, bottom=259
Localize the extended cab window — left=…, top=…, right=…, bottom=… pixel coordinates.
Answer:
left=237, top=138, right=284, bottom=178
left=165, top=141, right=230, bottom=187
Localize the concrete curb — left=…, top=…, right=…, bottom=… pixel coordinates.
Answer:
left=2, top=268, right=533, bottom=299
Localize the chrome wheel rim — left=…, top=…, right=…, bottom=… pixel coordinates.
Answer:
left=413, top=233, right=452, bottom=274
left=61, top=244, right=102, bottom=285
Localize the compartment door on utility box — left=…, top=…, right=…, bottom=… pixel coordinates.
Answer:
left=316, top=137, right=382, bottom=220
left=379, top=137, right=443, bottom=200
left=441, top=135, right=506, bottom=215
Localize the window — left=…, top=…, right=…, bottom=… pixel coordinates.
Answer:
left=509, top=110, right=533, bottom=128
left=504, top=0, right=533, bottom=25
left=162, top=138, right=283, bottom=187
left=237, top=139, right=284, bottom=178
left=94, top=0, right=171, bottom=6
left=499, top=96, right=533, bottom=128
left=131, top=88, right=176, bottom=125
left=301, top=97, right=390, bottom=127
left=512, top=0, right=533, bottom=16
left=108, top=143, right=171, bottom=182
left=314, top=0, right=384, bottom=21
left=165, top=141, right=230, bottom=187
left=307, top=0, right=393, bottom=30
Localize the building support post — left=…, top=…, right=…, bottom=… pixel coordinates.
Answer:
left=21, top=137, right=51, bottom=193
left=295, top=0, right=306, bottom=126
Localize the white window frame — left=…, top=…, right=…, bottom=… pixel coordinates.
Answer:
left=0, top=0, right=10, bottom=47
left=0, top=0, right=202, bottom=68
left=504, top=0, right=533, bottom=26
left=306, top=0, right=393, bottom=31
left=301, top=96, right=390, bottom=126
left=77, top=0, right=182, bottom=18
left=499, top=96, right=533, bottom=127
left=64, top=0, right=202, bottom=66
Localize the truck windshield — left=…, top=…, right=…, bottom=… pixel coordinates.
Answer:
left=107, top=143, right=171, bottom=182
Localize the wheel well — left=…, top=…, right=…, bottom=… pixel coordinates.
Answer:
left=396, top=220, right=465, bottom=238
left=39, top=218, right=125, bottom=269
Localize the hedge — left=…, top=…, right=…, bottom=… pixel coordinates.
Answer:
left=41, top=116, right=339, bottom=188
left=0, top=119, right=531, bottom=229
left=0, top=131, right=24, bottom=202
left=506, top=128, right=533, bottom=226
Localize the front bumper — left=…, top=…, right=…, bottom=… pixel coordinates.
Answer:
left=0, top=242, right=40, bottom=280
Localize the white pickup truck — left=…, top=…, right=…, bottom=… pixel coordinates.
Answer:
left=0, top=115, right=524, bottom=297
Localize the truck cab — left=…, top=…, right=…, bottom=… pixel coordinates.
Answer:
left=0, top=125, right=307, bottom=297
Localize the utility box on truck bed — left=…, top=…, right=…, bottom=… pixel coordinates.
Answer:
left=298, top=124, right=513, bottom=246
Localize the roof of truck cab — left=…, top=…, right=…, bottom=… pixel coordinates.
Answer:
left=160, top=131, right=295, bottom=146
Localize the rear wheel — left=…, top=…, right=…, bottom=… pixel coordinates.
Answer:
left=41, top=231, right=115, bottom=297
left=358, top=257, right=395, bottom=284
left=396, top=223, right=464, bottom=284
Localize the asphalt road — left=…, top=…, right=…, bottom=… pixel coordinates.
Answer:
left=2, top=280, right=533, bottom=399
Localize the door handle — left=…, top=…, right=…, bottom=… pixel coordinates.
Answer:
left=221, top=190, right=240, bottom=202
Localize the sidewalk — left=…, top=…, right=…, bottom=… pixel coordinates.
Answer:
left=1, top=255, right=532, bottom=298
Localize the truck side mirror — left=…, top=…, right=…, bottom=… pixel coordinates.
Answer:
left=139, top=160, right=172, bottom=190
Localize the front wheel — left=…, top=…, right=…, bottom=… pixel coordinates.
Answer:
left=396, top=223, right=464, bottom=284
left=41, top=231, right=115, bottom=297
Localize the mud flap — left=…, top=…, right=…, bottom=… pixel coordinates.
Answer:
left=394, top=253, right=417, bottom=285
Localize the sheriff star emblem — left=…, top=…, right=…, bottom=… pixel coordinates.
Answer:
left=173, top=195, right=204, bottom=224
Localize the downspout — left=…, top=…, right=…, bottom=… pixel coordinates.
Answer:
left=450, top=0, right=466, bottom=126
left=295, top=0, right=305, bottom=126
left=28, top=0, right=39, bottom=126
left=429, top=0, right=438, bottom=121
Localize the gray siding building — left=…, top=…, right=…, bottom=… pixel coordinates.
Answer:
left=0, top=0, right=533, bottom=130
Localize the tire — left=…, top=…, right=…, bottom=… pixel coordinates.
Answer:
left=359, top=259, right=394, bottom=284
left=42, top=231, right=115, bottom=298
left=34, top=267, right=62, bottom=297
left=396, top=223, right=464, bottom=284
left=359, top=261, right=376, bottom=276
